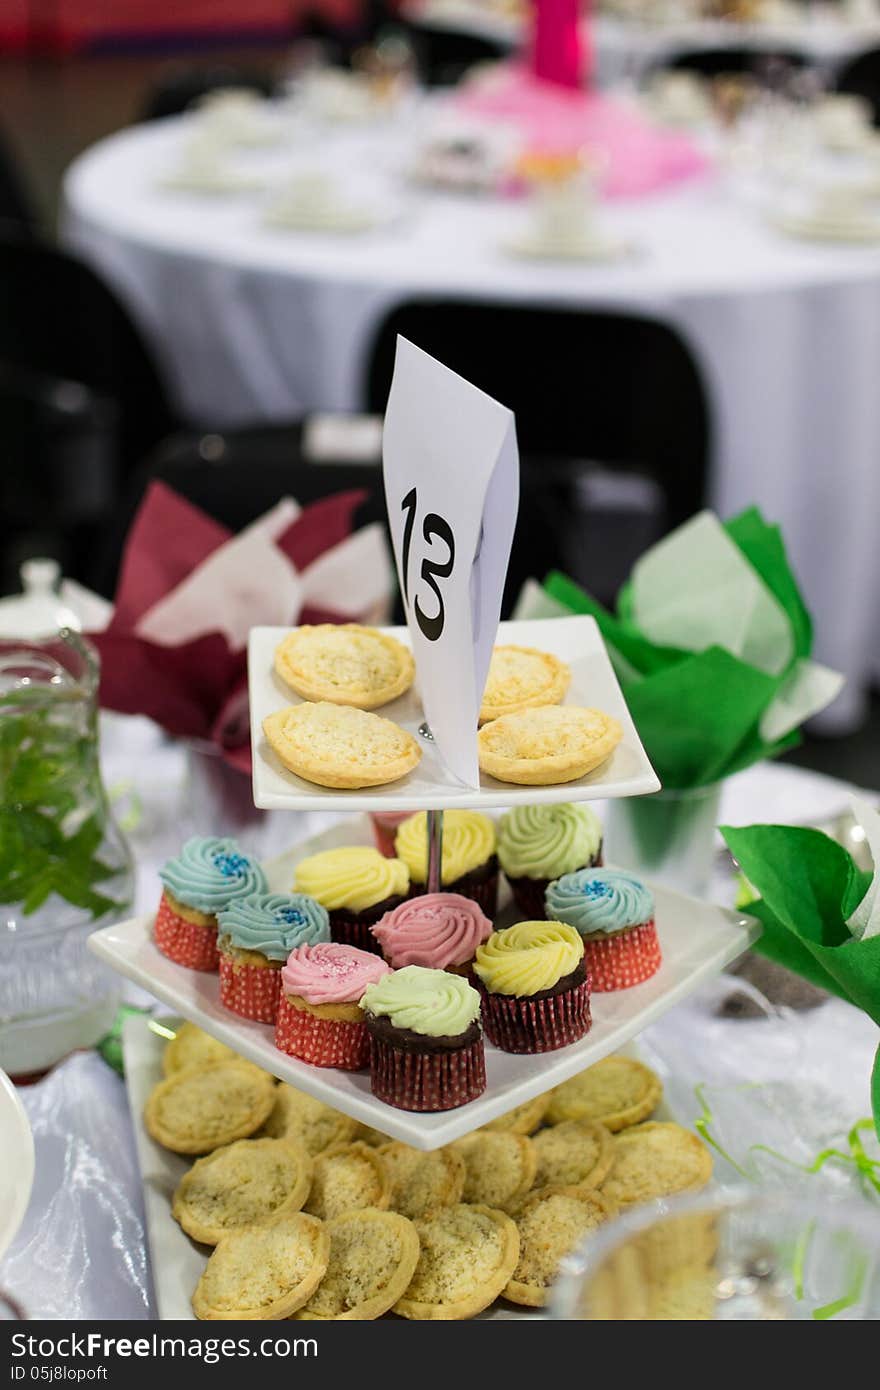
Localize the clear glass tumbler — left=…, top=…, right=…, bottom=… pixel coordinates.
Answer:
left=551, top=1189, right=880, bottom=1321
left=603, top=782, right=723, bottom=898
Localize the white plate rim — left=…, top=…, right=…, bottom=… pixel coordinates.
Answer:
left=0, top=1069, right=35, bottom=1262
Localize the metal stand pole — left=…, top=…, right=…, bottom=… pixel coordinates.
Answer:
left=426, top=808, right=444, bottom=894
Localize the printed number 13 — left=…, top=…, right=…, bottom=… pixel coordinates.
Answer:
left=400, top=487, right=455, bottom=642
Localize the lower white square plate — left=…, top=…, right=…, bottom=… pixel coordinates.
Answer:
left=248, top=616, right=660, bottom=811
left=121, top=1014, right=677, bottom=1321
left=91, top=816, right=759, bottom=1150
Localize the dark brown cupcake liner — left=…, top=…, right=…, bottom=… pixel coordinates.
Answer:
left=329, top=896, right=406, bottom=955
left=505, top=847, right=603, bottom=921
left=368, top=1034, right=486, bottom=1111
left=479, top=978, right=592, bottom=1053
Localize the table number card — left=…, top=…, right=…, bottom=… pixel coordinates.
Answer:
left=382, top=337, right=519, bottom=787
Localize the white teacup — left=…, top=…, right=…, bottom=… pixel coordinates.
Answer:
left=816, top=94, right=873, bottom=151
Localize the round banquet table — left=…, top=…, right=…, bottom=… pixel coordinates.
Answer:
left=63, top=110, right=880, bottom=727
left=0, top=713, right=878, bottom=1319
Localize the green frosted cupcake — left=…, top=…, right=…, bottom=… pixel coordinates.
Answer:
left=497, top=803, right=603, bottom=919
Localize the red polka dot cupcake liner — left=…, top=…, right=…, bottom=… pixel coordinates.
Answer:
left=154, top=892, right=219, bottom=971
left=274, top=992, right=369, bottom=1070
left=368, top=1035, right=486, bottom=1111
left=582, top=921, right=662, bottom=992
left=479, top=978, right=592, bottom=1053
left=218, top=952, right=282, bottom=1023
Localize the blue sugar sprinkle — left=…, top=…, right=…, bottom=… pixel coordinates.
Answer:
left=582, top=880, right=612, bottom=900
left=275, top=907, right=308, bottom=927
left=212, top=851, right=249, bottom=878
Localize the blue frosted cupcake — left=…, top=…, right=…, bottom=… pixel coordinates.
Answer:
left=156, top=836, right=267, bottom=972
left=217, top=892, right=330, bottom=1022
left=544, top=868, right=661, bottom=992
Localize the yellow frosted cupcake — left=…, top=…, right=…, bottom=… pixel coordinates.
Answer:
left=395, top=810, right=498, bottom=917
left=293, top=846, right=409, bottom=955
left=473, top=920, right=591, bottom=1053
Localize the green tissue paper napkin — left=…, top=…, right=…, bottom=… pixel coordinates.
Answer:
left=721, top=805, right=880, bottom=1140
left=540, top=508, right=843, bottom=789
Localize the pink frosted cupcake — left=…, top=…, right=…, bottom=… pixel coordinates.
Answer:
left=275, top=942, right=391, bottom=1070
left=370, top=893, right=492, bottom=979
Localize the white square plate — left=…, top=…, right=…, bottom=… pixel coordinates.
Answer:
left=248, top=616, right=660, bottom=811
left=91, top=816, right=759, bottom=1151
left=121, top=1015, right=677, bottom=1321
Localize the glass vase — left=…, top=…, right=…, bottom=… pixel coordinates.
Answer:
left=0, top=632, right=133, bottom=1078
left=603, top=782, right=723, bottom=899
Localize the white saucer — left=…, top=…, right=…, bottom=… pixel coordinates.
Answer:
left=771, top=211, right=880, bottom=244
left=263, top=202, right=386, bottom=234
left=503, top=230, right=635, bottom=263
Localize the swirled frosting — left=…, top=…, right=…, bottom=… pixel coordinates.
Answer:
left=281, top=941, right=391, bottom=1005
left=360, top=965, right=481, bottom=1037
left=395, top=810, right=496, bottom=885
left=217, top=892, right=329, bottom=959
left=293, top=847, right=409, bottom=911
left=545, top=869, right=654, bottom=937
left=473, top=921, right=584, bottom=997
left=159, top=837, right=267, bottom=914
left=497, top=802, right=602, bottom=880
left=371, top=893, right=492, bottom=970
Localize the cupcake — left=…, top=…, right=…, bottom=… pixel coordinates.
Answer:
left=370, top=893, right=492, bottom=977
left=369, top=810, right=411, bottom=858
left=544, top=869, right=661, bottom=992
left=293, top=846, right=409, bottom=953
left=394, top=810, right=498, bottom=916
left=275, top=941, right=391, bottom=1070
left=498, top=802, right=603, bottom=919
left=216, top=892, right=330, bottom=1024
left=156, top=837, right=266, bottom=971
left=473, top=921, right=590, bottom=1054
left=361, top=965, right=485, bottom=1112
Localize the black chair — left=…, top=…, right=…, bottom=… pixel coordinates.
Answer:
left=89, top=425, right=391, bottom=601
left=138, top=65, right=277, bottom=123
left=0, top=231, right=177, bottom=474
left=364, top=301, right=711, bottom=608
left=403, top=24, right=511, bottom=87
left=0, top=127, right=38, bottom=238
left=836, top=46, right=880, bottom=126
left=662, top=45, right=808, bottom=83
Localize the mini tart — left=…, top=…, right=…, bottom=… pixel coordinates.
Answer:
left=478, top=706, right=623, bottom=786
left=481, top=1094, right=550, bottom=1136
left=450, top=1132, right=537, bottom=1210
left=303, top=1142, right=391, bottom=1221
left=162, top=1022, right=239, bottom=1077
left=479, top=645, right=570, bottom=724
left=293, top=1210, right=420, bottom=1321
left=144, top=1062, right=277, bottom=1155
left=599, top=1122, right=713, bottom=1210
left=531, top=1119, right=614, bottom=1192
left=192, top=1212, right=330, bottom=1321
left=172, top=1138, right=313, bottom=1244
left=504, top=1187, right=616, bottom=1309
left=260, top=1085, right=357, bottom=1154
left=395, top=1204, right=521, bottom=1321
left=263, top=701, right=421, bottom=789
left=377, top=1142, right=465, bottom=1220
left=546, top=1055, right=662, bottom=1130
left=274, top=624, right=415, bottom=710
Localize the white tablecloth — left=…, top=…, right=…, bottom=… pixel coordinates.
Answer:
left=1, top=715, right=878, bottom=1319
left=63, top=112, right=880, bottom=726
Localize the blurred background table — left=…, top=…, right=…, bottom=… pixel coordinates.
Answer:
left=62, top=105, right=880, bottom=728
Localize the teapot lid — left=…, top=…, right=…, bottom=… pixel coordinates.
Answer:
left=0, top=560, right=81, bottom=639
